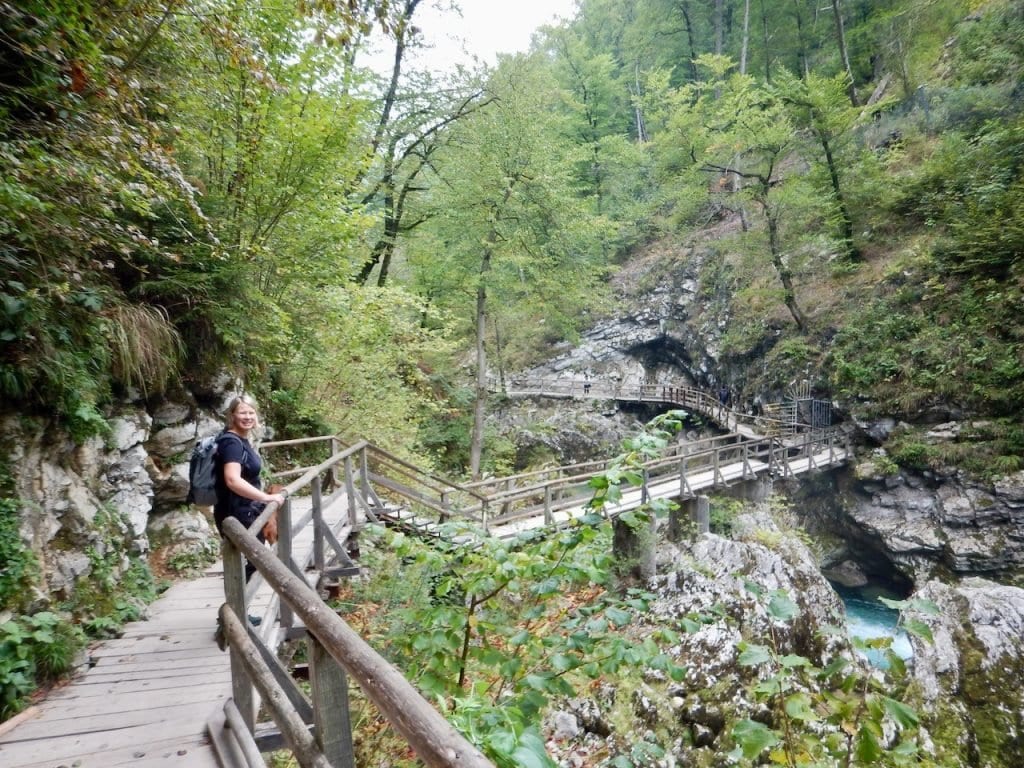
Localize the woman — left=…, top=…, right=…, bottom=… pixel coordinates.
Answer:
left=214, top=395, right=286, bottom=580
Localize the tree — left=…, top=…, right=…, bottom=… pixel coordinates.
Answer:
left=830, top=0, right=859, bottom=105
left=405, top=54, right=614, bottom=478
left=776, top=68, right=891, bottom=261
left=655, top=55, right=832, bottom=332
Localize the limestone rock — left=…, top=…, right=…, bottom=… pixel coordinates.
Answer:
left=908, top=578, right=1024, bottom=768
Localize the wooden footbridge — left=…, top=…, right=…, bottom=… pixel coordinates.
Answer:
left=0, top=381, right=848, bottom=768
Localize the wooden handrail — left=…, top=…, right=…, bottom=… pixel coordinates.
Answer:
left=222, top=518, right=494, bottom=768
left=497, top=377, right=821, bottom=436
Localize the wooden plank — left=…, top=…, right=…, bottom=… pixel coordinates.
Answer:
left=6, top=699, right=230, bottom=742
left=80, top=655, right=226, bottom=677
left=4, top=734, right=219, bottom=768
left=0, top=715, right=217, bottom=767
left=14, top=684, right=230, bottom=729
left=46, top=670, right=231, bottom=700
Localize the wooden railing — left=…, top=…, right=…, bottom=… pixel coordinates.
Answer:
left=213, top=413, right=848, bottom=765
left=454, top=429, right=848, bottom=534
left=212, top=439, right=495, bottom=768
left=494, top=377, right=815, bottom=438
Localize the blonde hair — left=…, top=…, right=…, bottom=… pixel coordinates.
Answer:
left=224, top=394, right=260, bottom=431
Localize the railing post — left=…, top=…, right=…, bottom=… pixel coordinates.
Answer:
left=328, top=437, right=341, bottom=490
left=481, top=499, right=490, bottom=533
left=309, top=635, right=355, bottom=768
left=359, top=446, right=373, bottom=510
left=679, top=457, right=691, bottom=498
left=641, top=468, right=650, bottom=505
left=278, top=497, right=295, bottom=631
left=312, top=476, right=325, bottom=575
left=344, top=456, right=357, bottom=528
left=222, top=536, right=256, bottom=731
left=544, top=484, right=553, bottom=525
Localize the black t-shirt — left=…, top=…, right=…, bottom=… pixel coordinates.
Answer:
left=213, top=431, right=264, bottom=532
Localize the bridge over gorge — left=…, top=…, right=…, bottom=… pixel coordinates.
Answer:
left=0, top=383, right=850, bottom=767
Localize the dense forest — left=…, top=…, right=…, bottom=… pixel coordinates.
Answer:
left=2, top=0, right=1020, bottom=475
left=2, top=0, right=1023, bottom=765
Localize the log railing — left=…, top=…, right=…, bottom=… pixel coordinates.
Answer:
left=214, top=417, right=848, bottom=765
left=212, top=439, right=496, bottom=768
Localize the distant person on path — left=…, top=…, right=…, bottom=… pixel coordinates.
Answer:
left=717, top=385, right=731, bottom=419
left=583, top=375, right=591, bottom=395
left=214, top=395, right=286, bottom=582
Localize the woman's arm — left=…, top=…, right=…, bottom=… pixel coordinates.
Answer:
left=223, top=462, right=286, bottom=505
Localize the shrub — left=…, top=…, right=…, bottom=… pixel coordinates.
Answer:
left=0, top=612, right=85, bottom=720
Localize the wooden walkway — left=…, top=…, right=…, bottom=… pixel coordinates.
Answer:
left=0, top=495, right=341, bottom=768
left=0, top=568, right=227, bottom=767
left=0, top=380, right=849, bottom=767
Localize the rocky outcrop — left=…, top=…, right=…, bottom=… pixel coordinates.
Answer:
left=542, top=510, right=1024, bottom=768
left=519, top=241, right=721, bottom=394
left=840, top=458, right=1024, bottom=581
left=546, top=508, right=857, bottom=766
left=3, top=377, right=242, bottom=605
left=906, top=578, right=1024, bottom=768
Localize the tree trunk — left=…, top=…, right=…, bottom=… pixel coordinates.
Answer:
left=766, top=208, right=806, bottom=331
left=678, top=1, right=699, bottom=82
left=470, top=260, right=489, bottom=480
left=493, top=317, right=507, bottom=395
left=713, top=0, right=724, bottom=55
left=792, top=0, right=809, bottom=78
left=760, top=0, right=772, bottom=83
left=740, top=0, right=751, bottom=75
left=831, top=0, right=859, bottom=105
left=815, top=127, right=859, bottom=261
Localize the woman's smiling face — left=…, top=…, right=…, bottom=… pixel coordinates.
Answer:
left=231, top=403, right=259, bottom=433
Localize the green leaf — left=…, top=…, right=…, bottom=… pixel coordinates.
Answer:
left=550, top=653, right=577, bottom=673
left=779, top=653, right=811, bottom=668
left=882, top=696, right=919, bottom=729
left=681, top=617, right=702, bottom=633
left=522, top=673, right=551, bottom=692
left=855, top=723, right=883, bottom=763
left=738, top=643, right=773, bottom=666
left=732, top=719, right=781, bottom=759
left=605, top=607, right=632, bottom=627
left=510, top=731, right=557, bottom=768
left=902, top=618, right=933, bottom=643
left=509, top=629, right=531, bottom=646
left=767, top=592, right=800, bottom=621
left=784, top=692, right=818, bottom=722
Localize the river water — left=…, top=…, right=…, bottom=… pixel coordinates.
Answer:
left=832, top=583, right=914, bottom=667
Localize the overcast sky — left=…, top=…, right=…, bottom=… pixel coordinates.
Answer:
left=365, top=0, right=579, bottom=74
